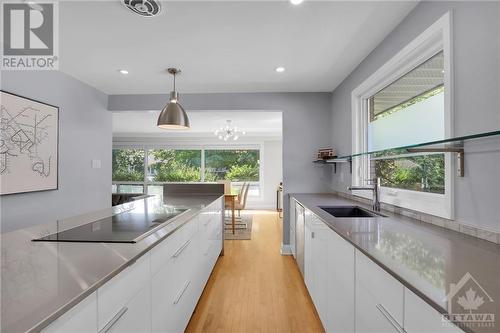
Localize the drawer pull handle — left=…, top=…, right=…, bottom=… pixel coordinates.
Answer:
left=99, top=306, right=128, bottom=333
left=171, top=239, right=191, bottom=258
left=173, top=281, right=191, bottom=305
left=375, top=303, right=406, bottom=333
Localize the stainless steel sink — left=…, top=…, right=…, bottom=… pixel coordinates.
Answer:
left=319, top=206, right=386, bottom=218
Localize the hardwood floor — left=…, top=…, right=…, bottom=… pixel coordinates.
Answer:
left=185, top=210, right=324, bottom=333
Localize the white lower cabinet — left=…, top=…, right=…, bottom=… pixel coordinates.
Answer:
left=104, top=285, right=151, bottom=333
left=151, top=199, right=222, bottom=333
left=355, top=250, right=405, bottom=333
left=97, top=254, right=151, bottom=333
left=304, top=212, right=356, bottom=333
left=304, top=214, right=329, bottom=326
left=42, top=292, right=97, bottom=333
left=326, top=228, right=355, bottom=333
left=43, top=198, right=223, bottom=333
left=295, top=203, right=465, bottom=333
left=404, top=289, right=463, bottom=333
left=151, top=217, right=199, bottom=333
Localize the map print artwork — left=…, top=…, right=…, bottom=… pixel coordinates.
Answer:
left=0, top=91, right=58, bottom=195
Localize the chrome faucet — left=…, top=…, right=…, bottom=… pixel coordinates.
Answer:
left=347, top=177, right=381, bottom=212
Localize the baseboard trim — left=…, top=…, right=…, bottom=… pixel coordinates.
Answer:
left=280, top=243, right=292, bottom=256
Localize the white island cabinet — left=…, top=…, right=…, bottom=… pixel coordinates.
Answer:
left=41, top=292, right=98, bottom=333
left=41, top=197, right=223, bottom=333
left=151, top=215, right=199, bottom=333
left=98, top=253, right=151, bottom=333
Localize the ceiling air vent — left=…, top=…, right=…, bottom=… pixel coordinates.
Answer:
left=123, top=0, right=161, bottom=17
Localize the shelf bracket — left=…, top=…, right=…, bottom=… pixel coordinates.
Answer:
left=406, top=147, right=465, bottom=177
left=332, top=159, right=352, bottom=174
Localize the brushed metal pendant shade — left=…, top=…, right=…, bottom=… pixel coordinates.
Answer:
left=157, top=68, right=190, bottom=130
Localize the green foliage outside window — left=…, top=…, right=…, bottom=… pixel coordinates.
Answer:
left=112, top=148, right=260, bottom=184
left=112, top=149, right=145, bottom=181
left=375, top=154, right=445, bottom=194
left=205, top=149, right=259, bottom=181
left=148, top=149, right=201, bottom=182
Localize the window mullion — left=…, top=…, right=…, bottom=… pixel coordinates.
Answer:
left=201, top=147, right=205, bottom=182
left=143, top=146, right=148, bottom=194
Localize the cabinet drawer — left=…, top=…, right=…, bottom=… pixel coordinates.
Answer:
left=152, top=234, right=198, bottom=333
left=405, top=289, right=464, bottom=333
left=97, top=254, right=150, bottom=332
left=150, top=218, right=196, bottom=275
left=104, top=285, right=151, bottom=333
left=356, top=250, right=404, bottom=333
left=42, top=292, right=97, bottom=333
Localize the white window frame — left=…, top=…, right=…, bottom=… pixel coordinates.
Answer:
left=351, top=12, right=454, bottom=219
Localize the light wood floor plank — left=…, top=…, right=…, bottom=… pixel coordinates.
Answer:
left=185, top=211, right=324, bottom=333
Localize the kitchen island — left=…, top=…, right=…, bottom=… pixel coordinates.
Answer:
left=1, top=193, right=223, bottom=333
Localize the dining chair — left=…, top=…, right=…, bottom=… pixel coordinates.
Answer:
left=234, top=183, right=250, bottom=217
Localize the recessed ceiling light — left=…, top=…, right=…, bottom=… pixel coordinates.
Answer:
left=118, top=69, right=129, bottom=75
left=290, top=0, right=304, bottom=5
left=275, top=66, right=285, bottom=73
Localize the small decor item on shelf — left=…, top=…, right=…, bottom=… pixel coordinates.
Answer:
left=317, top=148, right=335, bottom=160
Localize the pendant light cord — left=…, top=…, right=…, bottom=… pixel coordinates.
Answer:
left=173, top=72, right=176, bottom=92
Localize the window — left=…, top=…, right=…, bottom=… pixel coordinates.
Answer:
left=112, top=146, right=263, bottom=198
left=205, top=149, right=261, bottom=197
left=369, top=52, right=445, bottom=195
left=351, top=13, right=452, bottom=218
left=147, top=149, right=201, bottom=182
left=112, top=148, right=145, bottom=181
left=204, top=149, right=260, bottom=182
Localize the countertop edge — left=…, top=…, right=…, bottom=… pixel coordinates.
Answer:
left=24, top=194, right=223, bottom=333
left=290, top=193, right=476, bottom=333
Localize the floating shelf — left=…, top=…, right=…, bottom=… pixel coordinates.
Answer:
left=313, top=129, right=500, bottom=176
left=314, top=158, right=352, bottom=173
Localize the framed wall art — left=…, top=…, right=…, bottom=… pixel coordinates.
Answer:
left=0, top=91, right=59, bottom=195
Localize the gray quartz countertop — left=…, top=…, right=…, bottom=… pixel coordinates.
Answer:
left=291, top=193, right=500, bottom=333
left=0, top=194, right=222, bottom=333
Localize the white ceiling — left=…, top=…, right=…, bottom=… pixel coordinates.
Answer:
left=59, top=0, right=418, bottom=94
left=113, top=111, right=283, bottom=138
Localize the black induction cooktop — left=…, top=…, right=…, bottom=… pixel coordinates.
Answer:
left=32, top=208, right=189, bottom=243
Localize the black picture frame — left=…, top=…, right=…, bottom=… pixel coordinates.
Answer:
left=0, top=90, right=59, bottom=195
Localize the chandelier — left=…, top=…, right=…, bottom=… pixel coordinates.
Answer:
left=214, top=120, right=246, bottom=141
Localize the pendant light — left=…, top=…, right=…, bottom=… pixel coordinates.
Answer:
left=157, top=68, right=190, bottom=130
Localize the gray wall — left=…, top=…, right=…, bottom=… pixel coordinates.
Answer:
left=1, top=71, right=112, bottom=232
left=109, top=92, right=333, bottom=245
left=330, top=1, right=500, bottom=232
